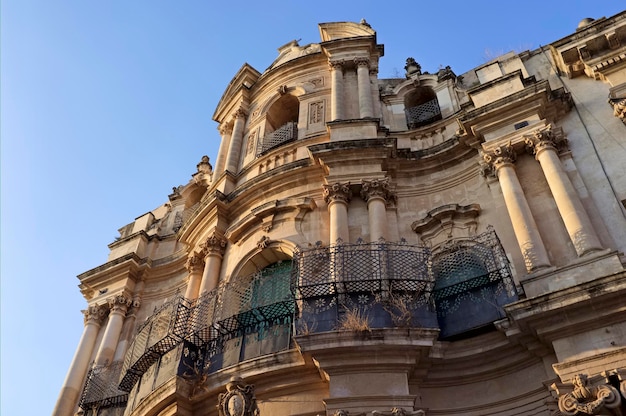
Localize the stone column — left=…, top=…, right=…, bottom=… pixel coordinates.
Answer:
left=214, top=123, right=232, bottom=177
left=525, top=128, right=602, bottom=256
left=113, top=278, right=144, bottom=363
left=198, top=233, right=228, bottom=295
left=225, top=109, right=247, bottom=174
left=184, top=252, right=205, bottom=300
left=361, top=178, right=395, bottom=241
left=323, top=182, right=352, bottom=244
left=52, top=305, right=106, bottom=416
left=355, top=57, right=374, bottom=119
left=94, top=293, right=132, bottom=366
left=329, top=60, right=345, bottom=121
left=484, top=144, right=551, bottom=272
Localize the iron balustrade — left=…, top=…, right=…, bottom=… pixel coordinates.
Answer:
left=79, top=361, right=128, bottom=412
left=118, top=296, right=192, bottom=392
left=405, top=98, right=442, bottom=129
left=257, top=122, right=297, bottom=155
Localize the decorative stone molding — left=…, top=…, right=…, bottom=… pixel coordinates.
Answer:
left=361, top=178, right=396, bottom=205
left=323, top=182, right=352, bottom=205
left=552, top=373, right=622, bottom=416
left=482, top=142, right=516, bottom=177
left=524, top=125, right=568, bottom=158
left=185, top=252, right=205, bottom=273
left=217, top=377, right=260, bottom=416
left=372, top=408, right=425, bottom=416
left=83, top=304, right=107, bottom=325
left=200, top=233, right=228, bottom=257
left=411, top=203, right=481, bottom=246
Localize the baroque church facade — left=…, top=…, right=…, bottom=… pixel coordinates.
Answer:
left=54, top=12, right=626, bottom=416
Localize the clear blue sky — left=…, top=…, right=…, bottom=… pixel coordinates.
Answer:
left=1, top=2, right=623, bottom=414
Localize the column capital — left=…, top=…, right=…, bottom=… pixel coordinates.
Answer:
left=185, top=251, right=206, bottom=273
left=200, top=233, right=228, bottom=257
left=323, top=182, right=352, bottom=205
left=524, top=125, right=568, bottom=158
left=232, top=108, right=247, bottom=119
left=354, top=56, right=370, bottom=68
left=482, top=143, right=516, bottom=176
left=107, top=293, right=132, bottom=314
left=328, top=60, right=344, bottom=71
left=361, top=178, right=396, bottom=204
left=83, top=304, right=107, bottom=326
left=218, top=123, right=233, bottom=136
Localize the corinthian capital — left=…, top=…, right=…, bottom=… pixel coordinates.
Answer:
left=108, top=293, right=132, bottom=313
left=200, top=233, right=227, bottom=257
left=218, top=123, right=233, bottom=136
left=328, top=60, right=344, bottom=71
left=83, top=304, right=107, bottom=325
left=323, top=182, right=352, bottom=204
left=354, top=57, right=370, bottom=68
left=233, top=108, right=247, bottom=119
left=612, top=99, right=626, bottom=121
left=361, top=178, right=396, bottom=204
left=185, top=251, right=205, bottom=273
left=482, top=143, right=516, bottom=176
left=524, top=125, right=568, bottom=157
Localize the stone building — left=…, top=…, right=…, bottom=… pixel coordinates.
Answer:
left=53, top=12, right=626, bottom=416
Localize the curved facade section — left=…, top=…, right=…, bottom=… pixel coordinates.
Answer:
left=54, top=15, right=626, bottom=416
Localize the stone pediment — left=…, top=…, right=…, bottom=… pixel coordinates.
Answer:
left=319, top=21, right=376, bottom=42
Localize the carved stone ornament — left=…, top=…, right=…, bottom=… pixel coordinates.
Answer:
left=185, top=251, right=205, bottom=273
left=361, top=177, right=396, bottom=205
left=372, top=408, right=425, bottom=416
left=233, top=108, right=247, bottom=119
left=354, top=56, right=370, bottom=67
left=257, top=235, right=271, bottom=249
left=108, top=293, right=132, bottom=313
left=524, top=125, right=568, bottom=157
left=556, top=373, right=622, bottom=416
left=83, top=304, right=107, bottom=325
left=217, top=377, right=260, bottom=416
left=612, top=99, right=626, bottom=122
left=323, top=182, right=352, bottom=205
left=200, top=233, right=228, bottom=257
left=329, top=60, right=344, bottom=72
left=197, top=155, right=212, bottom=174
left=482, top=143, right=516, bottom=177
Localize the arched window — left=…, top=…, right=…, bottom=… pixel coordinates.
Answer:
left=404, top=86, right=442, bottom=129
left=258, top=94, right=299, bottom=155
left=432, top=242, right=508, bottom=340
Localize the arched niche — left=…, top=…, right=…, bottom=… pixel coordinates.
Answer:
left=257, top=93, right=300, bottom=155
left=404, top=85, right=442, bottom=129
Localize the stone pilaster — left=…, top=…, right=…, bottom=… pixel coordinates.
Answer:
left=361, top=178, right=395, bottom=241
left=52, top=305, right=107, bottom=416
left=198, top=232, right=228, bottom=295
left=525, top=127, right=602, bottom=256
left=329, top=60, right=345, bottom=121
left=483, top=144, right=551, bottom=272
left=324, top=182, right=352, bottom=244
left=355, top=57, right=374, bottom=119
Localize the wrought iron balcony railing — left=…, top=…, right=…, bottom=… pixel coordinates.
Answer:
left=405, top=98, right=442, bottom=129
left=79, top=361, right=128, bottom=412
left=119, top=296, right=192, bottom=392
left=257, top=121, right=297, bottom=155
